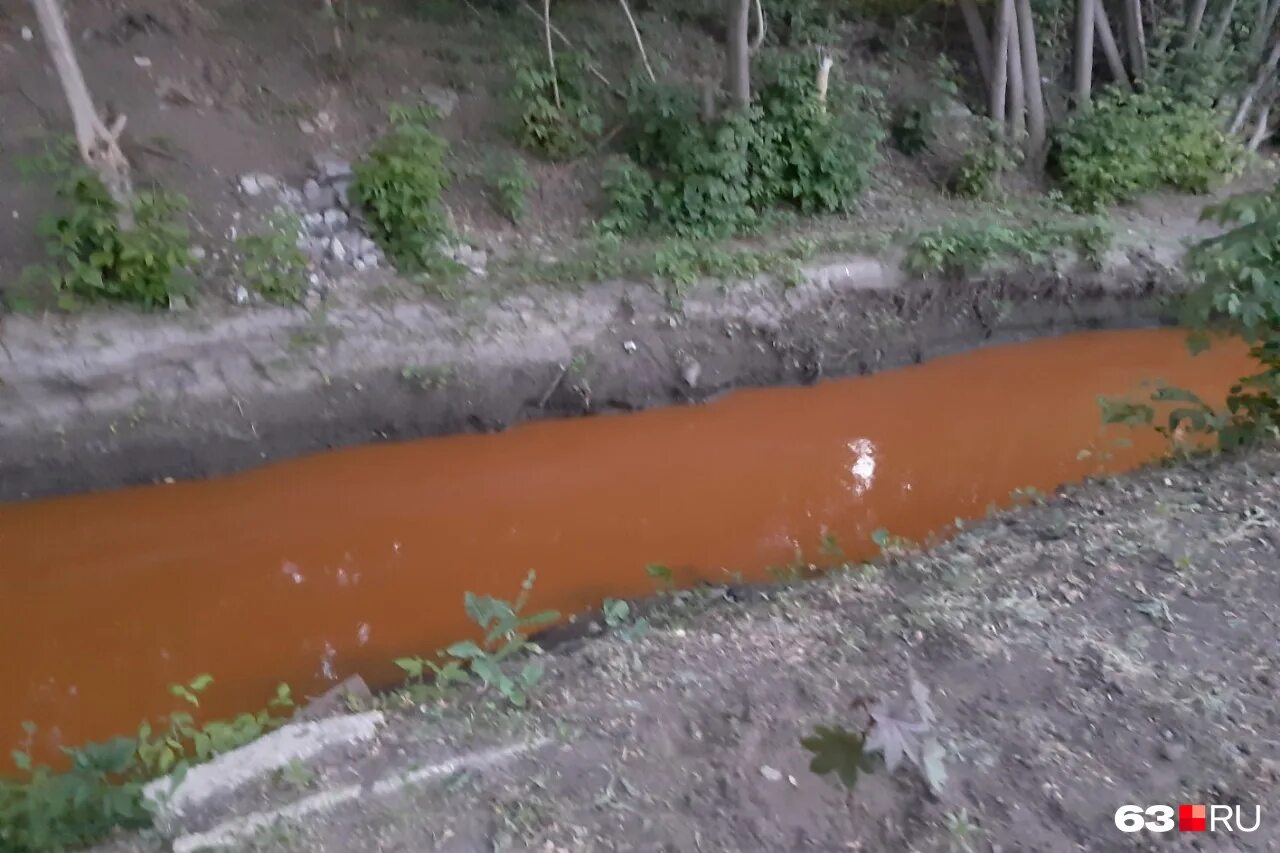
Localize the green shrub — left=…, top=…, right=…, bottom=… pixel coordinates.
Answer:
left=237, top=212, right=308, bottom=304
left=889, top=101, right=934, bottom=155
left=1052, top=88, right=1240, bottom=212
left=947, top=132, right=1013, bottom=199
left=606, top=53, right=882, bottom=238
left=509, top=51, right=603, bottom=160
left=34, top=167, right=191, bottom=310
left=352, top=104, right=450, bottom=271
left=486, top=157, right=537, bottom=223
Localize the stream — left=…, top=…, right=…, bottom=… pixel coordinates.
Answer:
left=0, top=328, right=1256, bottom=755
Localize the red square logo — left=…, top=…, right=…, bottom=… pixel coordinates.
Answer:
left=1180, top=804, right=1207, bottom=832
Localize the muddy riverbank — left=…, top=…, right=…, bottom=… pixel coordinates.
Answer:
left=0, top=244, right=1183, bottom=502
left=97, top=446, right=1280, bottom=852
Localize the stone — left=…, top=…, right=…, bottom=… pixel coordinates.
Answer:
left=759, top=766, right=782, bottom=782
left=189, top=246, right=207, bottom=262
left=622, top=340, right=638, bottom=354
left=358, top=237, right=377, bottom=257
left=360, top=253, right=379, bottom=269
left=299, top=237, right=327, bottom=264
left=303, top=179, right=336, bottom=212
left=680, top=358, right=702, bottom=388
left=238, top=172, right=277, bottom=197
left=1159, top=741, right=1186, bottom=762
left=21, top=26, right=33, bottom=41
left=353, top=258, right=368, bottom=272
left=333, top=179, right=351, bottom=209
left=421, top=84, right=460, bottom=117
left=313, top=153, right=353, bottom=181
left=302, top=212, right=324, bottom=233
left=233, top=285, right=250, bottom=305
left=328, top=237, right=348, bottom=263
left=323, top=208, right=348, bottom=230
left=276, top=186, right=303, bottom=208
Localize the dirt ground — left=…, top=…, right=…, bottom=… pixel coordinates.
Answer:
left=96, top=446, right=1280, bottom=852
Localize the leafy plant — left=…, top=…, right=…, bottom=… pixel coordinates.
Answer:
left=25, top=144, right=191, bottom=310
left=644, top=562, right=675, bottom=592
left=237, top=211, right=308, bottom=304
left=1051, top=87, right=1240, bottom=212
left=2, top=730, right=150, bottom=853
left=1, top=677, right=293, bottom=852
left=487, top=157, right=537, bottom=223
left=352, top=104, right=450, bottom=271
left=905, top=218, right=1112, bottom=276
left=606, top=54, right=883, bottom=239
left=602, top=598, right=650, bottom=642
left=397, top=571, right=559, bottom=708
left=948, top=131, right=1014, bottom=199
left=890, top=101, right=935, bottom=156
left=1101, top=185, right=1280, bottom=450
left=136, top=675, right=294, bottom=778
left=508, top=51, right=603, bottom=160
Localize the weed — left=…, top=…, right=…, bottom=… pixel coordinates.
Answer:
left=237, top=211, right=309, bottom=305
left=275, top=759, right=317, bottom=792
left=486, top=157, right=537, bottom=223
left=508, top=51, right=603, bottom=160
left=352, top=104, right=450, bottom=271
left=23, top=142, right=191, bottom=310
left=602, top=598, right=650, bottom=642
left=905, top=218, right=1112, bottom=276
left=396, top=570, right=560, bottom=708
left=400, top=364, right=454, bottom=391
left=889, top=100, right=935, bottom=155
left=1, top=677, right=292, bottom=852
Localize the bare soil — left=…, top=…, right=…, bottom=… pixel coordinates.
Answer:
left=100, top=446, right=1280, bottom=852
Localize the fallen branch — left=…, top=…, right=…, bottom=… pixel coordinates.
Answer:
left=543, top=0, right=561, bottom=108
left=516, top=0, right=617, bottom=92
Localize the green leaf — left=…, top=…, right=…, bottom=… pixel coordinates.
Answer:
left=446, top=640, right=484, bottom=659
left=188, top=674, right=214, bottom=693
left=800, top=725, right=867, bottom=790
left=11, top=750, right=31, bottom=771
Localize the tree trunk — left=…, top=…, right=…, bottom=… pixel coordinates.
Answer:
left=958, top=0, right=994, bottom=86
left=1251, top=0, right=1279, bottom=56
left=1075, top=0, right=1097, bottom=105
left=30, top=0, right=133, bottom=214
left=750, top=0, right=766, bottom=51
left=1124, top=0, right=1148, bottom=79
left=1248, top=101, right=1272, bottom=149
left=1186, top=0, right=1210, bottom=46
left=1016, top=0, right=1048, bottom=151
left=617, top=0, right=656, bottom=81
left=1095, top=0, right=1132, bottom=89
left=991, top=0, right=1013, bottom=124
left=726, top=0, right=751, bottom=110
left=543, top=0, right=561, bottom=108
left=1207, top=0, right=1241, bottom=53
left=1007, top=3, right=1027, bottom=139
left=1231, top=37, right=1280, bottom=133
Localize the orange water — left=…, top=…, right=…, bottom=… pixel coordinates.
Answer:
left=0, top=329, right=1255, bottom=755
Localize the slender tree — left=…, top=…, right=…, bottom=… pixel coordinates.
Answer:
left=1007, top=5, right=1027, bottom=138
left=1016, top=0, right=1048, bottom=151
left=958, top=0, right=994, bottom=86
left=1095, top=0, right=1132, bottom=88
left=1075, top=0, right=1097, bottom=104
left=991, top=0, right=1014, bottom=123
left=726, top=0, right=752, bottom=109
left=30, top=0, right=133, bottom=215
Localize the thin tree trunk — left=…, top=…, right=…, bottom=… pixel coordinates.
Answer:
left=543, top=0, right=561, bottom=108
left=1252, top=0, right=1280, bottom=56
left=1186, top=0, right=1210, bottom=46
left=991, top=0, right=1013, bottom=124
left=1207, top=0, right=1241, bottom=53
left=726, top=0, right=751, bottom=109
left=1095, top=0, right=1132, bottom=88
left=1124, top=0, right=1148, bottom=79
left=750, top=0, right=766, bottom=50
left=1075, top=0, right=1097, bottom=105
left=959, top=0, right=994, bottom=86
left=1016, top=0, right=1048, bottom=151
left=1231, top=37, right=1280, bottom=132
left=617, top=0, right=656, bottom=81
left=1248, top=100, right=1272, bottom=148
left=817, top=53, right=834, bottom=110
left=31, top=0, right=133, bottom=216
left=1007, top=6, right=1027, bottom=139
